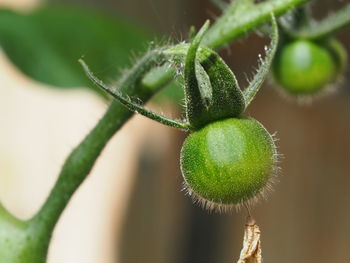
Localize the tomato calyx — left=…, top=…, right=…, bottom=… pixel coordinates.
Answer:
left=182, top=17, right=278, bottom=130
left=82, top=17, right=278, bottom=132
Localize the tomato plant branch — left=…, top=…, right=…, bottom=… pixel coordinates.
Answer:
left=34, top=0, right=308, bottom=227
left=33, top=0, right=310, bottom=231
left=29, top=49, right=167, bottom=234
left=0, top=0, right=313, bottom=262
left=203, top=0, right=309, bottom=49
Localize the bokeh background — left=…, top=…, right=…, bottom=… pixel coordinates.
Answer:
left=0, top=0, right=350, bottom=263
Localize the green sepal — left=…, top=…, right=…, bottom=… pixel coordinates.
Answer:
left=243, top=15, right=279, bottom=107
left=80, top=58, right=191, bottom=131
left=184, top=21, right=245, bottom=130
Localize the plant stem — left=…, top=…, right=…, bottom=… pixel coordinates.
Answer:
left=203, top=0, right=309, bottom=49
left=30, top=49, right=166, bottom=235
left=33, top=0, right=311, bottom=236
left=0, top=203, right=23, bottom=227
left=0, top=0, right=312, bottom=259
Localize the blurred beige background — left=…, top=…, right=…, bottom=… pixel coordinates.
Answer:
left=0, top=0, right=350, bottom=263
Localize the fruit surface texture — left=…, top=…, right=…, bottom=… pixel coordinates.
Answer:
left=180, top=118, right=276, bottom=207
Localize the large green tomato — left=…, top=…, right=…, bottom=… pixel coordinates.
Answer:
left=272, top=39, right=347, bottom=96
left=180, top=118, right=276, bottom=210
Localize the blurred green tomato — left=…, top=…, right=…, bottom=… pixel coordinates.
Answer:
left=272, top=39, right=347, bottom=96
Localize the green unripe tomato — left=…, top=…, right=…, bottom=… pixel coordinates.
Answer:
left=180, top=118, right=276, bottom=210
left=272, top=39, right=347, bottom=96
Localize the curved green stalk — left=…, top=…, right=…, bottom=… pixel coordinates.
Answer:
left=30, top=49, right=166, bottom=233
left=0, top=49, right=167, bottom=263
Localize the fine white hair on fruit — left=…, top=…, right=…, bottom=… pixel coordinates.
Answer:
left=181, top=130, right=281, bottom=214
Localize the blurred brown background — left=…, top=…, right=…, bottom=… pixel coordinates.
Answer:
left=0, top=0, right=350, bottom=263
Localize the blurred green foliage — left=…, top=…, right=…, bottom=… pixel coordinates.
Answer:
left=0, top=5, right=151, bottom=92
left=0, top=4, right=185, bottom=102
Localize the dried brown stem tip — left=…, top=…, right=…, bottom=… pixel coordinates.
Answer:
left=237, top=217, right=262, bottom=263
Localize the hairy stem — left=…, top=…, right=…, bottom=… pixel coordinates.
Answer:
left=203, top=0, right=309, bottom=49
left=31, top=49, right=166, bottom=234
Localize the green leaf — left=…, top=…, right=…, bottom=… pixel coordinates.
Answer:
left=0, top=5, right=151, bottom=92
